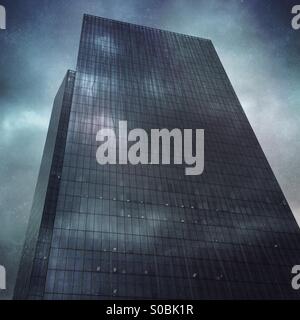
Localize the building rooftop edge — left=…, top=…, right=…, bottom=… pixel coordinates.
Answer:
left=83, top=13, right=212, bottom=43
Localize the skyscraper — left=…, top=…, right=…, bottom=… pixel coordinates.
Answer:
left=14, top=14, right=300, bottom=299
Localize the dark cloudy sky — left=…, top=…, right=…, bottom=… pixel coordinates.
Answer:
left=0, top=0, right=299, bottom=299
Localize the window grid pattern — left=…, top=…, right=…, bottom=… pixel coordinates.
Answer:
left=15, top=15, right=300, bottom=300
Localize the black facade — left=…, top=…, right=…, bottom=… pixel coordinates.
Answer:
left=14, top=15, right=300, bottom=299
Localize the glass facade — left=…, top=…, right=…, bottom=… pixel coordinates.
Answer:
left=14, top=15, right=300, bottom=299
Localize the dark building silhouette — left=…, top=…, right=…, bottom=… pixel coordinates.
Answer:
left=14, top=14, right=300, bottom=299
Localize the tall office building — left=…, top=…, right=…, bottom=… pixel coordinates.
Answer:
left=14, top=14, right=300, bottom=299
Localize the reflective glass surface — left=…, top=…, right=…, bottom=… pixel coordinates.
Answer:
left=15, top=15, right=300, bottom=300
